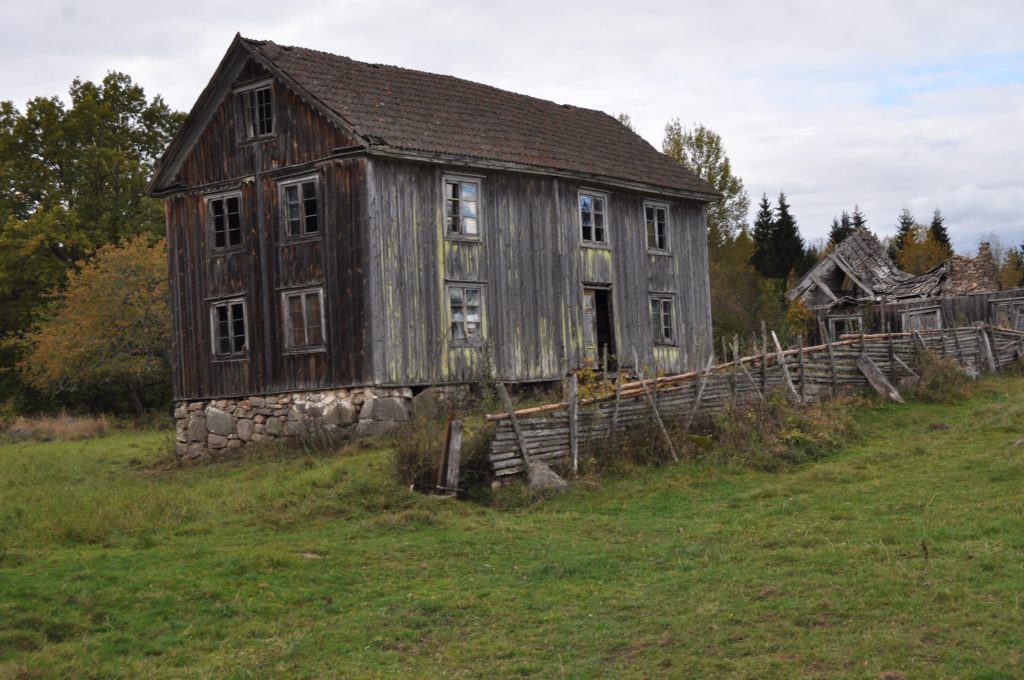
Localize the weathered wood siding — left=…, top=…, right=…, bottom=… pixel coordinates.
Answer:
left=165, top=57, right=371, bottom=400
left=365, top=157, right=713, bottom=386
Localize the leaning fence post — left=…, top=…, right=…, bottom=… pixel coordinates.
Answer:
left=610, top=373, right=623, bottom=434
left=826, top=337, right=838, bottom=399
left=771, top=331, right=801, bottom=403
left=634, top=351, right=678, bottom=463
left=568, top=374, right=579, bottom=475
left=797, top=336, right=806, bottom=402
left=496, top=383, right=532, bottom=469
left=685, top=354, right=716, bottom=430
left=761, top=322, right=768, bottom=392
left=440, top=419, right=463, bottom=497
left=887, top=332, right=897, bottom=384
left=436, top=411, right=454, bottom=493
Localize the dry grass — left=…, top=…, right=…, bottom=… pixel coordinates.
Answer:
left=1, top=412, right=111, bottom=442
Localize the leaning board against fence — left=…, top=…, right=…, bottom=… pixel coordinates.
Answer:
left=485, top=326, right=1024, bottom=478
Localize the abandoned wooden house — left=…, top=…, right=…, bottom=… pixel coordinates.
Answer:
left=148, top=35, right=720, bottom=456
left=788, top=229, right=1013, bottom=340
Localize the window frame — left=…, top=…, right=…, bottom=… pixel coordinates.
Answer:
left=209, top=297, right=248, bottom=360
left=827, top=314, right=863, bottom=341
left=903, top=307, right=943, bottom=332
left=644, top=201, right=670, bottom=254
left=278, top=174, right=322, bottom=241
left=281, top=286, right=327, bottom=353
left=446, top=282, right=486, bottom=348
left=578, top=190, right=610, bottom=248
left=443, top=174, right=483, bottom=241
left=235, top=80, right=275, bottom=142
left=649, top=294, right=677, bottom=346
left=206, top=190, right=244, bottom=253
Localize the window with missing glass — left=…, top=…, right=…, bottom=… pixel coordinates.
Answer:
left=448, top=284, right=484, bottom=345
left=280, top=177, right=320, bottom=238
left=649, top=295, right=675, bottom=345
left=579, top=192, right=608, bottom=245
left=645, top=202, right=669, bottom=252
left=283, top=288, right=325, bottom=351
left=208, top=193, right=242, bottom=251
left=444, top=177, right=480, bottom=237
left=238, top=84, right=274, bottom=139
left=211, top=299, right=247, bottom=358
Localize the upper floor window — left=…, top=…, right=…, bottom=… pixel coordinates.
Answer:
left=211, top=298, right=247, bottom=358
left=208, top=193, right=242, bottom=251
left=448, top=284, right=484, bottom=346
left=284, top=288, right=325, bottom=351
left=445, top=177, right=480, bottom=238
left=650, top=295, right=675, bottom=345
left=645, top=203, right=669, bottom=252
left=579, top=192, right=607, bottom=245
left=238, top=84, right=274, bottom=139
left=280, top=177, right=320, bottom=238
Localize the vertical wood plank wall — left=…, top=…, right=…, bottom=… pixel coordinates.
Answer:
left=366, top=157, right=713, bottom=387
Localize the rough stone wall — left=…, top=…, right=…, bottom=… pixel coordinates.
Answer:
left=173, top=385, right=469, bottom=460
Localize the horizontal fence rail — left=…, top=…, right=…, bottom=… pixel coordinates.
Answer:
left=485, top=326, right=1024, bottom=478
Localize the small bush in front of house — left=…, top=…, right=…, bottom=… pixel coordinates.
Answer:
left=581, top=416, right=679, bottom=476
left=705, top=392, right=859, bottom=471
left=912, top=349, right=975, bottom=403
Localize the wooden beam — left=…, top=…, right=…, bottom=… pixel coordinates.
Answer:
left=857, top=354, right=904, bottom=402
left=771, top=331, right=801, bottom=403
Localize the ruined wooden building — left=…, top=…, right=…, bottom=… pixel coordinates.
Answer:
left=148, top=35, right=719, bottom=456
left=788, top=229, right=1018, bottom=340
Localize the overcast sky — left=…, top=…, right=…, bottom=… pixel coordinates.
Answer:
left=2, top=0, right=1022, bottom=254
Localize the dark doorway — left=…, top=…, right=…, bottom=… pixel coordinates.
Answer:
left=583, top=287, right=617, bottom=370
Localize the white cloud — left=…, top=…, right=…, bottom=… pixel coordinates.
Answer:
left=2, top=0, right=1022, bottom=254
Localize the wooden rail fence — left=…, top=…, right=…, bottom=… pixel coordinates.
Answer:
left=485, top=326, right=1024, bottom=478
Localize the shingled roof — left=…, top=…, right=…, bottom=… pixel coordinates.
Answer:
left=242, top=38, right=718, bottom=198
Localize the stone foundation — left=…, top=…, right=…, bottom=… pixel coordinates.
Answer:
left=173, top=385, right=470, bottom=460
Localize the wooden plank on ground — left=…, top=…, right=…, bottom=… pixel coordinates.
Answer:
left=857, top=354, right=904, bottom=402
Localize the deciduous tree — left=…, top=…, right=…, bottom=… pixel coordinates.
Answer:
left=20, top=236, right=171, bottom=415
left=662, top=120, right=750, bottom=249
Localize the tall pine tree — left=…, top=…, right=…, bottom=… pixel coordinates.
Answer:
left=929, top=208, right=952, bottom=256
left=890, top=207, right=917, bottom=260
left=828, top=210, right=855, bottom=245
left=851, top=204, right=867, bottom=229
left=750, top=194, right=775, bottom=278
left=773, top=192, right=806, bottom=280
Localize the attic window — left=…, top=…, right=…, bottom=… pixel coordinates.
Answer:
left=238, top=84, right=274, bottom=139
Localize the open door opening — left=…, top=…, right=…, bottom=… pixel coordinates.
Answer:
left=583, top=287, right=617, bottom=371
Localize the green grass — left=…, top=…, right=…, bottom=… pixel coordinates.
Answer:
left=2, top=379, right=1024, bottom=679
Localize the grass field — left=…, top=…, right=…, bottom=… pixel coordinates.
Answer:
left=2, top=378, right=1024, bottom=679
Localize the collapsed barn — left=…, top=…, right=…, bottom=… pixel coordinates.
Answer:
left=788, top=228, right=1024, bottom=340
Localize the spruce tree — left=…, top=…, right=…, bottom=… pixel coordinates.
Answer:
left=890, top=207, right=916, bottom=260
left=772, top=192, right=806, bottom=279
left=750, top=194, right=775, bottom=278
left=851, top=205, right=867, bottom=230
left=828, top=210, right=855, bottom=245
left=929, top=208, right=952, bottom=256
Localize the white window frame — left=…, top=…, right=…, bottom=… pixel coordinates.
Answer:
left=236, top=80, right=275, bottom=140
left=443, top=175, right=482, bottom=240
left=282, top=287, right=327, bottom=352
left=649, top=294, right=676, bottom=346
left=279, top=174, right=321, bottom=240
left=206, top=191, right=243, bottom=252
left=578, top=190, right=609, bottom=247
left=644, top=201, right=670, bottom=253
left=447, top=283, right=485, bottom=347
left=210, top=298, right=248, bottom=360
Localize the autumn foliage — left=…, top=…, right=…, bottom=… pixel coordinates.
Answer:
left=20, top=236, right=170, bottom=414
